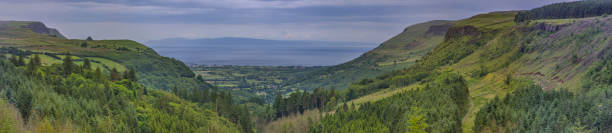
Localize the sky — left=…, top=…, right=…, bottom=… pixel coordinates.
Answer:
left=0, top=0, right=576, bottom=43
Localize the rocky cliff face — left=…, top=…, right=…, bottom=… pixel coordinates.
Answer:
left=22, top=22, right=66, bottom=39
left=426, top=24, right=454, bottom=36
left=444, top=25, right=480, bottom=40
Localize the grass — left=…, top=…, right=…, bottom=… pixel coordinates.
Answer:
left=346, top=84, right=419, bottom=108
left=3, top=53, right=127, bottom=72
left=35, top=54, right=62, bottom=66
left=280, top=20, right=453, bottom=91
left=455, top=11, right=517, bottom=31
left=449, top=14, right=612, bottom=132
left=336, top=11, right=607, bottom=132
left=87, top=57, right=126, bottom=72
left=528, top=16, right=607, bottom=25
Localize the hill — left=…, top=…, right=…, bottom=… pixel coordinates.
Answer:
left=0, top=21, right=256, bottom=132
left=186, top=20, right=454, bottom=103
left=279, top=20, right=454, bottom=90
left=308, top=3, right=612, bottom=132
left=146, top=37, right=374, bottom=66
left=0, top=21, right=209, bottom=91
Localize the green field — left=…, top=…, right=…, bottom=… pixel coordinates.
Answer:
left=192, top=65, right=319, bottom=102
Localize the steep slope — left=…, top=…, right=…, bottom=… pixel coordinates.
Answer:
left=0, top=21, right=256, bottom=132
left=0, top=55, right=241, bottom=132
left=284, top=20, right=454, bottom=90
left=314, top=8, right=612, bottom=132
left=0, top=21, right=210, bottom=91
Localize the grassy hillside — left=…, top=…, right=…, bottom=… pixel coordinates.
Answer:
left=0, top=21, right=208, bottom=91
left=311, top=7, right=612, bottom=132
left=280, top=20, right=454, bottom=90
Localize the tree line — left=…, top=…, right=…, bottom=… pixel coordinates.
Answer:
left=272, top=88, right=339, bottom=119
left=516, top=0, right=612, bottom=22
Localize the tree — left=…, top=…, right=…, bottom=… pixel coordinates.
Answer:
left=406, top=106, right=428, bottom=133
left=273, top=92, right=283, bottom=118
left=505, top=73, right=512, bottom=85
left=63, top=52, right=73, bottom=76
left=17, top=55, right=25, bottom=66
left=95, top=67, right=103, bottom=82
left=81, top=42, right=88, bottom=48
left=33, top=55, right=41, bottom=67
left=329, top=88, right=336, bottom=99
left=83, top=58, right=91, bottom=70
left=110, top=68, right=120, bottom=81
left=172, top=85, right=178, bottom=96
left=9, top=55, right=18, bottom=66
left=86, top=36, right=93, bottom=41
left=196, top=75, right=204, bottom=82
left=15, top=88, right=33, bottom=122
left=26, top=58, right=36, bottom=75
left=128, top=67, right=137, bottom=81
left=123, top=70, right=129, bottom=80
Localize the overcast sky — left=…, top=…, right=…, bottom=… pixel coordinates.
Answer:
left=0, top=0, right=575, bottom=43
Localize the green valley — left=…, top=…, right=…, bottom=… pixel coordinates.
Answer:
left=3, top=0, right=612, bottom=133
left=193, top=20, right=454, bottom=103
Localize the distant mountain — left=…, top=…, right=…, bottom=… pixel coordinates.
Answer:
left=146, top=37, right=376, bottom=66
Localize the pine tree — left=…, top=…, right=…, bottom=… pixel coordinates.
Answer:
left=110, top=68, right=120, bottom=81
left=123, top=70, right=129, bottom=80
left=406, top=107, right=428, bottom=133
left=83, top=58, right=91, bottom=70
left=172, top=85, right=178, bottom=96
left=273, top=92, right=283, bottom=118
left=86, top=36, right=93, bottom=41
left=9, top=55, right=18, bottom=66
left=17, top=55, right=25, bottom=66
left=215, top=94, right=223, bottom=113
left=63, top=53, right=73, bottom=76
left=33, top=55, right=41, bottom=67
left=26, top=58, right=36, bottom=75
left=128, top=67, right=137, bottom=81
left=505, top=73, right=512, bottom=85
left=95, top=67, right=103, bottom=82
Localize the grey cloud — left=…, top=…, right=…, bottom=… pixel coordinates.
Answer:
left=0, top=0, right=579, bottom=43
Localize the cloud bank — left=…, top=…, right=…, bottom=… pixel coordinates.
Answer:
left=0, top=0, right=576, bottom=43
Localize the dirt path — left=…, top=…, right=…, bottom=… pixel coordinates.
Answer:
left=462, top=98, right=474, bottom=124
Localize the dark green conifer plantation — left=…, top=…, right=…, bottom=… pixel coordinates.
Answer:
left=0, top=49, right=251, bottom=132
left=62, top=52, right=73, bottom=76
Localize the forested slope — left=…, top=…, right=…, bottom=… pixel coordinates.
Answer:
left=309, top=3, right=612, bottom=132
left=516, top=0, right=612, bottom=22
left=0, top=56, right=241, bottom=132
left=0, top=21, right=257, bottom=132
